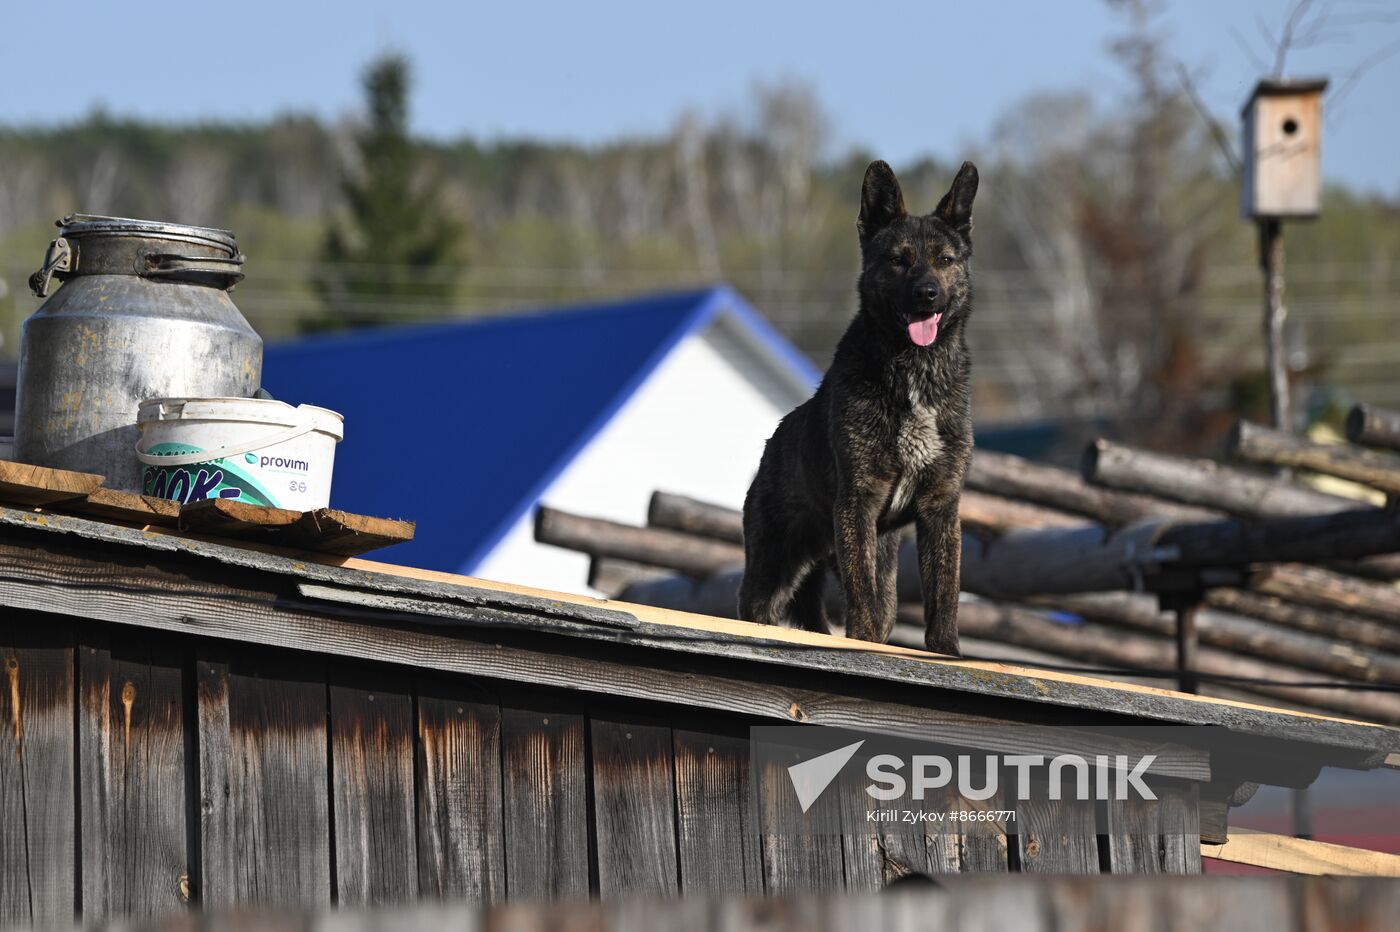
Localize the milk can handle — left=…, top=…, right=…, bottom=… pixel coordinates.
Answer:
left=29, top=237, right=73, bottom=297
left=136, top=422, right=316, bottom=467
left=139, top=252, right=246, bottom=289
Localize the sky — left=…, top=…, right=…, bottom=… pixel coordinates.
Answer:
left=3, top=0, right=1398, bottom=195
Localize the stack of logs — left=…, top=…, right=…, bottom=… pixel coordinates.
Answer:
left=535, top=403, right=1400, bottom=725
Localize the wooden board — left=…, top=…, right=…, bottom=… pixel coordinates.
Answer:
left=59, top=488, right=180, bottom=527
left=672, top=727, right=764, bottom=896
left=925, top=774, right=1012, bottom=874
left=197, top=650, right=331, bottom=909
left=282, top=509, right=416, bottom=556
left=1107, top=780, right=1201, bottom=874
left=755, top=750, right=846, bottom=894
left=329, top=665, right=418, bottom=905
left=1014, top=769, right=1101, bottom=874
left=415, top=677, right=506, bottom=904
left=334, top=552, right=1391, bottom=733
left=1201, top=827, right=1400, bottom=876
left=0, top=461, right=103, bottom=506
left=499, top=694, right=590, bottom=901
left=180, top=499, right=302, bottom=537
left=178, top=499, right=414, bottom=556
left=0, top=616, right=76, bottom=927
left=589, top=711, right=679, bottom=899
left=77, top=628, right=189, bottom=922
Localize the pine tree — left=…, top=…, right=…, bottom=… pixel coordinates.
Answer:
left=308, top=54, right=462, bottom=331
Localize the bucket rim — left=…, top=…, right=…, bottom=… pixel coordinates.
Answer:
left=138, top=396, right=344, bottom=440
left=57, top=214, right=237, bottom=254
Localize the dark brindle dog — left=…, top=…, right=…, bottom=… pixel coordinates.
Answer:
left=738, top=159, right=978, bottom=655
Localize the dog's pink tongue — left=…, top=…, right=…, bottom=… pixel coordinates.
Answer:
left=907, top=313, right=942, bottom=347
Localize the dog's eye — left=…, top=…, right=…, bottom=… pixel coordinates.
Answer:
left=937, top=254, right=956, bottom=267
left=888, top=255, right=907, bottom=268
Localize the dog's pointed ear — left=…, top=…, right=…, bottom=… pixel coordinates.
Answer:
left=934, top=161, right=979, bottom=234
left=858, top=160, right=906, bottom=242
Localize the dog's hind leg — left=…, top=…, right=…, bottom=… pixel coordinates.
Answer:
left=738, top=507, right=807, bottom=626
left=790, top=559, right=831, bottom=634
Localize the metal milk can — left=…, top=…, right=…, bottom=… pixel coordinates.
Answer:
left=16, top=214, right=263, bottom=491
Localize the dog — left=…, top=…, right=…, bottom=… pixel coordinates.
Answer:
left=738, top=159, right=978, bottom=655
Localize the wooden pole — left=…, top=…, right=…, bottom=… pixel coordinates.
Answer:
left=1204, top=588, right=1400, bottom=654
left=646, top=486, right=1087, bottom=544
left=1170, top=598, right=1201, bottom=694
left=1037, top=591, right=1400, bottom=684
left=646, top=492, right=744, bottom=544
left=967, top=450, right=1220, bottom=527
left=1084, top=439, right=1361, bottom=519
left=1260, top=218, right=1290, bottom=431
left=535, top=506, right=744, bottom=577
left=1228, top=419, right=1400, bottom=496
left=1347, top=403, right=1400, bottom=452
left=1248, top=563, right=1400, bottom=625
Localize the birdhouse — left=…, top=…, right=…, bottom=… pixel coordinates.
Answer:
left=1241, top=78, right=1328, bottom=219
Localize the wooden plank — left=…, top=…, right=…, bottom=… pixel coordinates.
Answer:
left=755, top=750, right=845, bottom=893
left=1202, top=828, right=1400, bottom=876
left=415, top=677, right=505, bottom=904
left=499, top=695, right=589, bottom=901
left=284, top=509, right=415, bottom=556
left=1107, top=780, right=1202, bottom=874
left=835, top=769, right=932, bottom=890
left=589, top=711, right=679, bottom=899
left=672, top=727, right=763, bottom=896
left=179, top=498, right=302, bottom=538
left=0, top=461, right=103, bottom=506
left=176, top=500, right=412, bottom=555
left=925, top=774, right=1011, bottom=874
left=197, top=650, right=331, bottom=909
left=1014, top=776, right=1101, bottom=874
left=77, top=628, right=188, bottom=921
left=59, top=488, right=180, bottom=527
left=329, top=665, right=417, bottom=906
left=0, top=617, right=76, bottom=927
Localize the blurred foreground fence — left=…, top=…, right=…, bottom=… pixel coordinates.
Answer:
left=69, top=877, right=1400, bottom=932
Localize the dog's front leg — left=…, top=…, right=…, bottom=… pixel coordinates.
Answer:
left=916, top=493, right=962, bottom=656
left=834, top=479, right=891, bottom=642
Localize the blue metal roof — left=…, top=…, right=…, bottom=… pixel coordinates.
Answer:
left=262, top=286, right=818, bottom=574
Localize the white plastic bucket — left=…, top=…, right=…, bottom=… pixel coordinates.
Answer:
left=137, top=397, right=344, bottom=511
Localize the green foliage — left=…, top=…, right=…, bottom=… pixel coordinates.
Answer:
left=307, top=54, right=463, bottom=332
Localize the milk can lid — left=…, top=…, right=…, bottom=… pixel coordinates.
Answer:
left=56, top=214, right=238, bottom=254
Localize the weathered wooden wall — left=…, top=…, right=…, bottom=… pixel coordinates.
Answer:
left=0, top=609, right=1203, bottom=926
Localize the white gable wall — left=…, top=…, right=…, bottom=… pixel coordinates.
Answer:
left=470, top=318, right=811, bottom=595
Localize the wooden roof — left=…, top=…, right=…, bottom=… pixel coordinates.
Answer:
left=0, top=502, right=1395, bottom=773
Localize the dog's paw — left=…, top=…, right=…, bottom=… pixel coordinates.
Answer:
left=924, top=632, right=961, bottom=657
